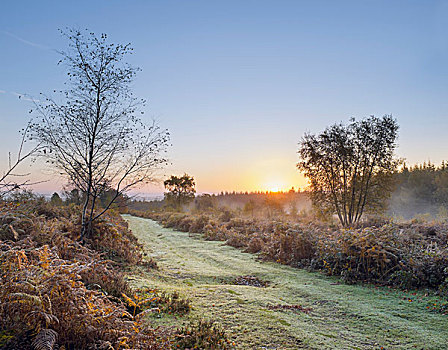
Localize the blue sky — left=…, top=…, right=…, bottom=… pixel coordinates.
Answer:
left=1, top=1, right=448, bottom=194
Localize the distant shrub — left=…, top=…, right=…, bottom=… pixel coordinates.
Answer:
left=388, top=270, right=420, bottom=289
left=124, top=288, right=192, bottom=317
left=226, top=229, right=248, bottom=248
left=219, top=209, right=233, bottom=222
left=245, top=236, right=265, bottom=253
left=173, top=320, right=233, bottom=349
left=189, top=214, right=210, bottom=233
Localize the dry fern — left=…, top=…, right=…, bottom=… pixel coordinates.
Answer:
left=32, top=328, right=58, bottom=350
left=0, top=202, right=170, bottom=349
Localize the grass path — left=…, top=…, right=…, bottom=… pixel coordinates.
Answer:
left=124, top=215, right=448, bottom=350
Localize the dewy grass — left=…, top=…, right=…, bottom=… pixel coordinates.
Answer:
left=124, top=215, right=448, bottom=350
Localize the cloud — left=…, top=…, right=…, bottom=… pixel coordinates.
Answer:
left=0, top=90, right=6, bottom=94
left=12, top=92, right=39, bottom=102
left=2, top=30, right=49, bottom=50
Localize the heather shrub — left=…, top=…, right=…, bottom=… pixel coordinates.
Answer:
left=189, top=214, right=210, bottom=233
left=173, top=320, right=233, bottom=349
left=141, top=210, right=448, bottom=292
left=164, top=213, right=188, bottom=229
left=88, top=212, right=143, bottom=264
left=245, top=235, right=265, bottom=253
left=226, top=228, right=249, bottom=248
left=123, top=288, right=192, bottom=317
left=262, top=223, right=315, bottom=265
left=388, top=270, right=420, bottom=289
left=203, top=223, right=222, bottom=240
left=315, top=225, right=403, bottom=281
left=219, top=209, right=233, bottom=222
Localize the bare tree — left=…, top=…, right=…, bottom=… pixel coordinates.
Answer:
left=1, top=122, right=42, bottom=197
left=30, top=29, right=170, bottom=238
left=298, top=115, right=399, bottom=226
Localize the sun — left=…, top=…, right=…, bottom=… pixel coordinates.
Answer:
left=263, top=182, right=285, bottom=193
left=261, top=178, right=288, bottom=193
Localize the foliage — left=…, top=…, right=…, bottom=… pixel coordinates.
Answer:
left=123, top=288, right=191, bottom=317
left=164, top=174, right=196, bottom=210
left=298, top=115, right=399, bottom=226
left=242, top=200, right=257, bottom=216
left=0, top=243, right=168, bottom=349
left=63, top=188, right=82, bottom=205
left=194, top=194, right=216, bottom=212
left=263, top=197, right=284, bottom=218
left=0, top=200, right=171, bottom=349
left=140, top=211, right=448, bottom=294
left=49, top=192, right=63, bottom=206
left=30, top=28, right=169, bottom=238
left=173, top=320, right=233, bottom=349
left=390, top=161, right=448, bottom=219
left=87, top=212, right=143, bottom=264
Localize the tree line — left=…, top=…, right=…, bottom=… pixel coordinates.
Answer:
left=389, top=162, right=448, bottom=219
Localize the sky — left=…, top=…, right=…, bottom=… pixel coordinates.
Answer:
left=1, top=0, right=448, bottom=195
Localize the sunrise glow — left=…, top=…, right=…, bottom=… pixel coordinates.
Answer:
left=1, top=3, right=447, bottom=347
left=260, top=177, right=290, bottom=193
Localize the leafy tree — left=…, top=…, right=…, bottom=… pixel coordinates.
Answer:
left=63, top=188, right=82, bottom=205
left=98, top=187, right=129, bottom=213
left=164, top=174, right=195, bottom=209
left=435, top=163, right=448, bottom=206
left=264, top=197, right=283, bottom=218
left=288, top=200, right=298, bottom=217
left=243, top=200, right=256, bottom=217
left=389, top=161, right=448, bottom=219
left=298, top=115, right=399, bottom=226
left=50, top=192, right=63, bottom=206
left=194, top=194, right=216, bottom=211
left=30, top=29, right=170, bottom=238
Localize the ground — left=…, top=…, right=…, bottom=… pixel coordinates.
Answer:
left=124, top=215, right=448, bottom=350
